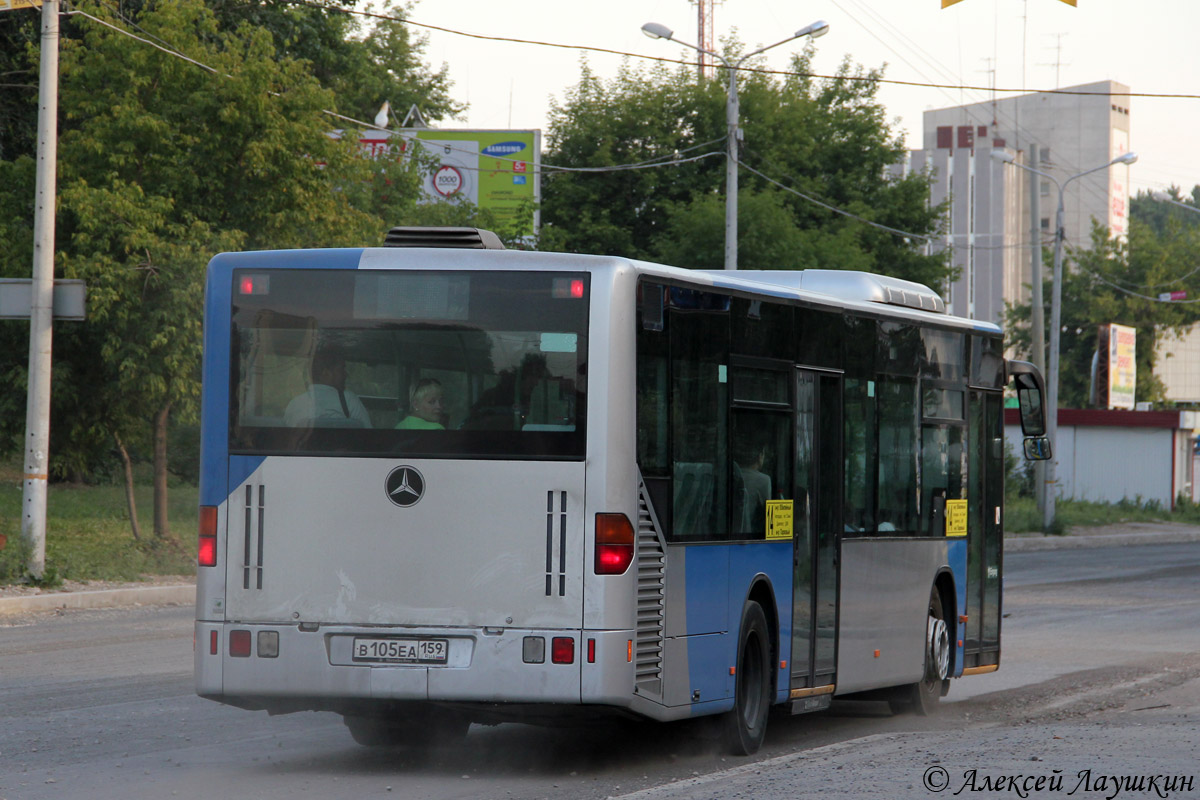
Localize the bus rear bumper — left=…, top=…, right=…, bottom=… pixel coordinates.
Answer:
left=195, top=622, right=638, bottom=713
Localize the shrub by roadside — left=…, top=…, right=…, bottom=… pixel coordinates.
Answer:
left=0, top=460, right=196, bottom=586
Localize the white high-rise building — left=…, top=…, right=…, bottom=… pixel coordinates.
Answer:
left=907, top=80, right=1134, bottom=328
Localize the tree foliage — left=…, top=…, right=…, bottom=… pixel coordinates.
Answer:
left=0, top=0, right=447, bottom=539
left=1005, top=213, right=1200, bottom=408
left=540, top=51, right=950, bottom=287
left=169, top=0, right=463, bottom=126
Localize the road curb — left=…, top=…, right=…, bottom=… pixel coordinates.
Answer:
left=1005, top=529, right=1200, bottom=552
left=0, top=584, right=195, bottom=616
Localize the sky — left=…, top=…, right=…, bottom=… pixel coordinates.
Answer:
left=402, top=0, right=1200, bottom=196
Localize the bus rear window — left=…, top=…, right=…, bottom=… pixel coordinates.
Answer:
left=229, top=269, right=588, bottom=459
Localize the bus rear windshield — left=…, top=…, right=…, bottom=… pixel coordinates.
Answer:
left=229, top=268, right=588, bottom=459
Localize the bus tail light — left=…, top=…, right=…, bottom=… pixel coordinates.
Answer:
left=230, top=630, right=252, bottom=658
left=198, top=506, right=218, bottom=567
left=551, top=637, right=575, bottom=664
left=595, top=513, right=634, bottom=575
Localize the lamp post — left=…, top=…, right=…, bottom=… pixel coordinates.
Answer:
left=1152, top=190, right=1200, bottom=216
left=642, top=19, right=829, bottom=270
left=992, top=148, right=1139, bottom=531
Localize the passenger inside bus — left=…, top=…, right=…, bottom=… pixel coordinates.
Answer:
left=462, top=353, right=549, bottom=430
left=396, top=378, right=446, bottom=430
left=733, top=439, right=772, bottom=533
left=284, top=345, right=373, bottom=428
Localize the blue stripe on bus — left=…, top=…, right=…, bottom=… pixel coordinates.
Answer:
left=684, top=541, right=793, bottom=713
left=947, top=536, right=968, bottom=678
left=198, top=248, right=365, bottom=507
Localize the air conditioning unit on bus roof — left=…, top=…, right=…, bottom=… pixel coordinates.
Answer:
left=733, top=270, right=946, bottom=315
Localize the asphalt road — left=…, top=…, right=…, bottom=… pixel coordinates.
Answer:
left=1, top=542, right=1198, bottom=800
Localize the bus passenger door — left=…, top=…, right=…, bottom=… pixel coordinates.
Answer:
left=791, top=369, right=842, bottom=700
left=965, top=390, right=1004, bottom=668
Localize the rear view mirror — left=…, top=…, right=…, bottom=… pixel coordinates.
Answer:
left=1014, top=373, right=1046, bottom=437
left=1023, top=436, right=1052, bottom=461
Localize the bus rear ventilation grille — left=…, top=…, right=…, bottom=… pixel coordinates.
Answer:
left=383, top=226, right=506, bottom=250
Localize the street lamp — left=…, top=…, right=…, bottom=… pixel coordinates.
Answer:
left=1152, top=190, right=1200, bottom=215
left=991, top=148, right=1138, bottom=531
left=642, top=19, right=829, bottom=270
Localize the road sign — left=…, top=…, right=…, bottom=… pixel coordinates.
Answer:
left=0, top=279, right=86, bottom=320
left=0, top=0, right=43, bottom=10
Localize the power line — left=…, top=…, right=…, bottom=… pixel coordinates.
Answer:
left=734, top=155, right=935, bottom=243
left=285, top=0, right=1200, bottom=102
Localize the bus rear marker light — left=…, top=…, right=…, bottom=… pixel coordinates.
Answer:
left=874, top=649, right=880, bottom=658
left=587, top=638, right=596, bottom=663
left=210, top=630, right=219, bottom=655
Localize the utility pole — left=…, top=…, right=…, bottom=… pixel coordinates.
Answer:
left=21, top=0, right=60, bottom=579
left=691, top=0, right=716, bottom=80
left=1026, top=142, right=1047, bottom=515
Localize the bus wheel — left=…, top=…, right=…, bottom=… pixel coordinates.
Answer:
left=343, top=711, right=469, bottom=748
left=890, top=587, right=950, bottom=716
left=722, top=600, right=772, bottom=756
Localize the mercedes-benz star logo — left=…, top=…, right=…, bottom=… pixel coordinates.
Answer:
left=385, top=466, right=425, bottom=508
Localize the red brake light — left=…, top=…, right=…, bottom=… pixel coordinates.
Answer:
left=552, top=277, right=586, bottom=299
left=551, top=637, right=575, bottom=664
left=230, top=630, right=252, bottom=658
left=238, top=274, right=269, bottom=295
left=198, top=505, right=218, bottom=567
left=595, top=513, right=634, bottom=575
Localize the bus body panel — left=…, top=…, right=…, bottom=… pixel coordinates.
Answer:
left=222, top=456, right=587, bottom=629
left=197, top=622, right=588, bottom=706
left=835, top=538, right=951, bottom=694
left=949, top=536, right=968, bottom=677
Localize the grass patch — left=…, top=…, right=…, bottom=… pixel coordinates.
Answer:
left=0, top=459, right=196, bottom=585
left=1004, top=493, right=1199, bottom=533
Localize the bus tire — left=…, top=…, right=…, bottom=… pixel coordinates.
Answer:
left=722, top=600, right=772, bottom=756
left=890, top=586, right=950, bottom=716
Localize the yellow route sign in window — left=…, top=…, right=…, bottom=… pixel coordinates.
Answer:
left=945, top=499, right=968, bottom=537
left=765, top=500, right=794, bottom=541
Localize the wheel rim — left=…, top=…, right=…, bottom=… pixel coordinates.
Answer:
left=927, top=616, right=950, bottom=681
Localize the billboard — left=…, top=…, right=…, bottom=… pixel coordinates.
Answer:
left=1097, top=323, right=1136, bottom=410
left=358, top=128, right=540, bottom=241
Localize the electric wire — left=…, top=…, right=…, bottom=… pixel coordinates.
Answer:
left=283, top=0, right=1200, bottom=101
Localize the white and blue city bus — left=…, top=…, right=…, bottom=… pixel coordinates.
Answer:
left=195, top=227, right=1051, bottom=754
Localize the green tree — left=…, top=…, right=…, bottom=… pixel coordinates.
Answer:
left=0, top=9, right=39, bottom=163
left=1006, top=220, right=1200, bottom=408
left=0, top=0, right=427, bottom=542
left=205, top=0, right=463, bottom=126
left=1131, top=187, right=1200, bottom=236
left=540, top=51, right=950, bottom=287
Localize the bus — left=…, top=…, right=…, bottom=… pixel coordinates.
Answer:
left=194, top=226, right=1051, bottom=755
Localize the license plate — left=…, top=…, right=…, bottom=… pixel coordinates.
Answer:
left=352, top=637, right=448, bottom=663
